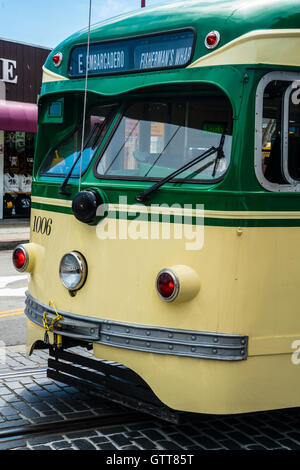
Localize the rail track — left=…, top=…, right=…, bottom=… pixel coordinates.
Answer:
left=0, top=411, right=151, bottom=445
left=0, top=365, right=152, bottom=447
left=0, top=367, right=47, bottom=380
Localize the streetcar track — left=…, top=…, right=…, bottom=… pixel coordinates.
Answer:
left=0, top=365, right=152, bottom=448
left=0, top=411, right=151, bottom=444
left=0, top=367, right=47, bottom=380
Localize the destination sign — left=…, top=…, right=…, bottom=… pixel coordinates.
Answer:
left=68, top=29, right=195, bottom=77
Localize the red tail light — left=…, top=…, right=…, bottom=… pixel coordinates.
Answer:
left=205, top=31, right=220, bottom=49
left=156, top=269, right=179, bottom=302
left=12, top=246, right=28, bottom=272
left=52, top=52, right=63, bottom=67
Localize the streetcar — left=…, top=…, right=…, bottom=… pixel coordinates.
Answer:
left=12, top=0, right=300, bottom=417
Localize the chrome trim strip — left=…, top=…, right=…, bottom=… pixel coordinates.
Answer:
left=25, top=294, right=100, bottom=341
left=25, top=292, right=248, bottom=361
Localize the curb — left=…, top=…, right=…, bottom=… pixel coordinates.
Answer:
left=0, top=239, right=29, bottom=251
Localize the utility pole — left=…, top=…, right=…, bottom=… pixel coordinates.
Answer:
left=141, top=0, right=145, bottom=7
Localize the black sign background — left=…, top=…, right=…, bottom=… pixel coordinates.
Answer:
left=0, top=39, right=51, bottom=103
left=68, top=29, right=195, bottom=78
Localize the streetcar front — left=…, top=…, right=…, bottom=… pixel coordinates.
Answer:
left=13, top=0, right=300, bottom=415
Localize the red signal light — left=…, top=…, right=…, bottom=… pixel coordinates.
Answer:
left=205, top=31, right=220, bottom=49
left=156, top=269, right=179, bottom=302
left=52, top=52, right=63, bottom=67
left=12, top=247, right=28, bottom=271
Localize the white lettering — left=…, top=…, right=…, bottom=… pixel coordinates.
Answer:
left=0, top=58, right=18, bottom=84
left=96, top=196, right=204, bottom=251
left=291, top=340, right=300, bottom=365
left=78, top=54, right=84, bottom=74
left=292, top=80, right=300, bottom=106
left=106, top=454, right=141, bottom=467
left=139, top=46, right=190, bottom=69
left=86, top=50, right=125, bottom=72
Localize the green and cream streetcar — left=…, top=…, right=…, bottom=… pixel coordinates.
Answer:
left=13, top=0, right=300, bottom=416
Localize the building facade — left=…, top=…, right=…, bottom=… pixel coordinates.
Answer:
left=0, top=39, right=51, bottom=219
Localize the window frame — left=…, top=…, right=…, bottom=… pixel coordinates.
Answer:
left=255, top=71, right=300, bottom=192
left=93, top=95, right=234, bottom=185
left=39, top=102, right=119, bottom=179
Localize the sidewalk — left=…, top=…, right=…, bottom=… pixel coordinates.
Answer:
left=0, top=218, right=30, bottom=251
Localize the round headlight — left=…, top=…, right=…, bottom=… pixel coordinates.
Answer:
left=59, top=251, right=87, bottom=292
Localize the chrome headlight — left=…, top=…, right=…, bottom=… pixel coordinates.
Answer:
left=59, top=251, right=87, bottom=291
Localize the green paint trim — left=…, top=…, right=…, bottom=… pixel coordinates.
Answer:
left=31, top=202, right=300, bottom=228
left=31, top=202, right=73, bottom=215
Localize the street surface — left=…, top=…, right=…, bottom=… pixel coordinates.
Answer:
left=0, top=250, right=27, bottom=346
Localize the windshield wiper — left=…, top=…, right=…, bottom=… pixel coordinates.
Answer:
left=59, top=122, right=103, bottom=197
left=135, top=131, right=226, bottom=202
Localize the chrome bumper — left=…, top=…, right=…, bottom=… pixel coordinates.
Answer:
left=25, top=292, right=248, bottom=361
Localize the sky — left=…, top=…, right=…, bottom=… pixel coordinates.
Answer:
left=0, top=0, right=169, bottom=49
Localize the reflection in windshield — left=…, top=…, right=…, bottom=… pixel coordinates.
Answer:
left=97, top=97, right=233, bottom=182
left=40, top=104, right=116, bottom=177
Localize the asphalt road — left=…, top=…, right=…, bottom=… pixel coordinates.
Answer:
left=0, top=249, right=28, bottom=346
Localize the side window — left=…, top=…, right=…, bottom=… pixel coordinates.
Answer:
left=256, top=73, right=300, bottom=190
left=261, top=81, right=288, bottom=184
left=285, top=85, right=300, bottom=182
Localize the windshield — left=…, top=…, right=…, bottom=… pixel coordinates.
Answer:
left=40, top=104, right=116, bottom=177
left=96, top=95, right=233, bottom=182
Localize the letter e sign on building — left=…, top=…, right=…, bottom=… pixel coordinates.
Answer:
left=0, top=39, right=50, bottom=103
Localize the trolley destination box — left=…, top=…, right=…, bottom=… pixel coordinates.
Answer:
left=68, top=29, right=195, bottom=77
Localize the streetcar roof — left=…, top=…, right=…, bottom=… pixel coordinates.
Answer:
left=42, top=0, right=300, bottom=87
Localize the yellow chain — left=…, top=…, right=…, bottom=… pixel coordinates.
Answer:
left=42, top=301, right=64, bottom=348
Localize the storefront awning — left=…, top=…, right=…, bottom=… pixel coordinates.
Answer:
left=0, top=99, right=37, bottom=133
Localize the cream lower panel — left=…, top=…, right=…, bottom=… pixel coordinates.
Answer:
left=94, top=342, right=300, bottom=414
left=26, top=319, right=300, bottom=414
left=28, top=209, right=300, bottom=343
left=26, top=319, right=52, bottom=357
